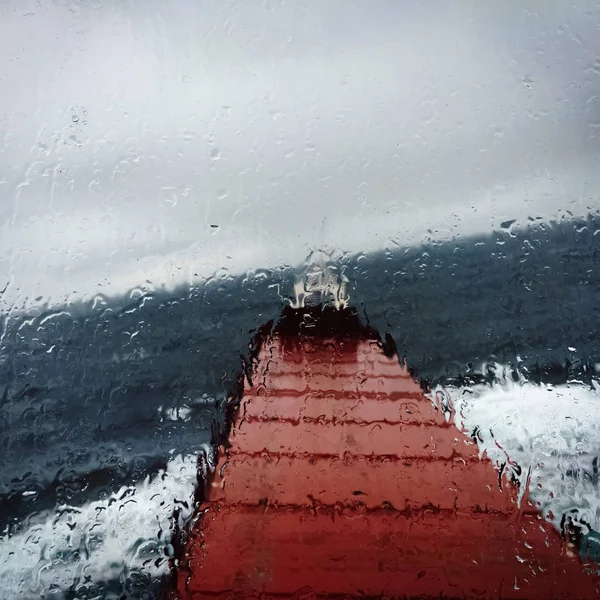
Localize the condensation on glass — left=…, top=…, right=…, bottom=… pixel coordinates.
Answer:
left=1, top=1, right=600, bottom=599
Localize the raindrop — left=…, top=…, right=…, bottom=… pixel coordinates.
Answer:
left=216, top=189, right=229, bottom=200
left=210, top=148, right=220, bottom=161
left=522, top=76, right=534, bottom=89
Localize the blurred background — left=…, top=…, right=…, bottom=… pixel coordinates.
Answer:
left=1, top=1, right=600, bottom=597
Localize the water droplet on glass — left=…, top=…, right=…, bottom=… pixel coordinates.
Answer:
left=522, top=76, right=534, bottom=89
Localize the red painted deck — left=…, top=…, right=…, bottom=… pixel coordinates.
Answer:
left=173, top=308, right=599, bottom=599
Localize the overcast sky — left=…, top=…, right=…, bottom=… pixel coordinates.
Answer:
left=1, top=0, right=599, bottom=310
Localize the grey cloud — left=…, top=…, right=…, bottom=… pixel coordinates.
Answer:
left=1, top=0, right=599, bottom=308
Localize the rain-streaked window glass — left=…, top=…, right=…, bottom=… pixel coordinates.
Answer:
left=1, top=2, right=600, bottom=598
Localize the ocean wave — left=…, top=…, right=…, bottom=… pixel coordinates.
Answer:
left=0, top=452, right=203, bottom=599
left=432, top=370, right=600, bottom=533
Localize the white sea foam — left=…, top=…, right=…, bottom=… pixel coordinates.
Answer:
left=432, top=373, right=600, bottom=532
left=0, top=452, right=202, bottom=599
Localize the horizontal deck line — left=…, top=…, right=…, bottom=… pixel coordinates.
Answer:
left=244, top=390, right=428, bottom=400
left=224, top=450, right=482, bottom=462
left=237, top=415, right=453, bottom=427
left=198, top=503, right=538, bottom=519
